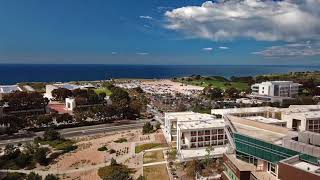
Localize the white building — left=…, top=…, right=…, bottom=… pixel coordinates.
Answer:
left=65, top=98, right=76, bottom=111
left=0, top=85, right=23, bottom=100
left=251, top=81, right=300, bottom=98
left=283, top=111, right=320, bottom=133
left=164, top=112, right=228, bottom=160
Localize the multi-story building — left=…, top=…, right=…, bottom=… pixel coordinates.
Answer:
left=251, top=81, right=300, bottom=98
left=164, top=112, right=228, bottom=160
left=220, top=110, right=320, bottom=180
left=250, top=81, right=301, bottom=103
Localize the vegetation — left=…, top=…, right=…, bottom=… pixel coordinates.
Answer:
left=174, top=75, right=249, bottom=91
left=135, top=143, right=164, bottom=153
left=95, top=88, right=112, bottom=96
left=98, top=158, right=134, bottom=180
left=109, top=149, right=116, bottom=154
left=34, top=129, right=77, bottom=153
left=143, top=150, right=164, bottom=164
left=143, top=164, right=169, bottom=180
left=44, top=174, right=59, bottom=180
left=142, top=122, right=154, bottom=134
left=97, top=146, right=108, bottom=151
left=114, top=138, right=128, bottom=143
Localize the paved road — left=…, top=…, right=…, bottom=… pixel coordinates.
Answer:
left=0, top=120, right=151, bottom=147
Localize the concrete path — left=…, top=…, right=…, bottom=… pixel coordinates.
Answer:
left=142, top=161, right=167, bottom=167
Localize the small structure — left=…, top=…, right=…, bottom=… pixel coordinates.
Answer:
left=65, top=98, right=76, bottom=111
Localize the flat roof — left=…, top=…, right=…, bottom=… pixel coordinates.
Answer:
left=180, top=146, right=228, bottom=159
left=285, top=111, right=320, bottom=119
left=244, top=116, right=287, bottom=124
left=166, top=112, right=216, bottom=122
left=211, top=107, right=281, bottom=115
left=178, top=119, right=225, bottom=130
left=224, top=153, right=255, bottom=171
left=292, top=161, right=320, bottom=173
left=233, top=122, right=288, bottom=143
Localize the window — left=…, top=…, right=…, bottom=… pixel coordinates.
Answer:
left=191, top=137, right=197, bottom=142
left=198, top=142, right=203, bottom=147
left=205, top=136, right=210, bottom=141
left=191, top=131, right=197, bottom=136
left=218, top=129, right=224, bottom=134
left=205, top=130, right=210, bottom=135
left=198, top=130, right=204, bottom=136
left=212, top=135, right=217, bottom=140
left=267, top=162, right=277, bottom=176
left=212, top=129, right=218, bottom=134
left=191, top=143, right=196, bottom=148
left=198, top=137, right=203, bottom=141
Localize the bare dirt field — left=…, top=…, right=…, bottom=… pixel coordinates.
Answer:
left=41, top=129, right=166, bottom=180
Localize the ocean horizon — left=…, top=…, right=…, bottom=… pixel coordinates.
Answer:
left=1, top=64, right=320, bottom=84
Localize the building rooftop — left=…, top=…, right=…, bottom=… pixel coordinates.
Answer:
left=284, top=111, right=320, bottom=119
left=211, top=106, right=281, bottom=116
left=178, top=119, right=225, bottom=130
left=0, top=85, right=22, bottom=94
left=224, top=153, right=255, bottom=171
left=293, top=161, right=320, bottom=173
left=244, top=116, right=287, bottom=124
left=166, top=112, right=216, bottom=122
left=52, top=83, right=80, bottom=90
left=180, top=146, right=228, bottom=160
left=233, top=122, right=288, bottom=143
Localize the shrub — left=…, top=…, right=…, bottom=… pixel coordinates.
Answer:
left=114, top=138, right=128, bottom=143
left=98, top=146, right=108, bottom=151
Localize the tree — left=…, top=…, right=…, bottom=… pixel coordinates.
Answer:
left=110, top=158, right=117, bottom=166
left=155, top=122, right=161, bottom=130
left=34, top=147, right=49, bottom=165
left=26, top=172, right=42, bottom=180
left=143, top=122, right=154, bottom=134
left=205, top=145, right=214, bottom=166
left=52, top=88, right=72, bottom=101
left=210, top=88, right=223, bottom=100
left=43, top=129, right=61, bottom=141
left=44, top=174, right=59, bottom=180
left=185, top=159, right=201, bottom=177
left=225, top=87, right=240, bottom=99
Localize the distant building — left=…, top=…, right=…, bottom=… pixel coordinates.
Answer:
left=251, top=81, right=300, bottom=97
left=0, top=85, right=23, bottom=100
left=249, top=81, right=301, bottom=103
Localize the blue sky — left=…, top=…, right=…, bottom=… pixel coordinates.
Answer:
left=0, top=0, right=319, bottom=65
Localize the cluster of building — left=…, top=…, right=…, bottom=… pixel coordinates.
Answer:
left=164, top=105, right=320, bottom=179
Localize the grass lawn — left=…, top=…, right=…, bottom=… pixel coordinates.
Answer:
left=143, top=150, right=165, bottom=164
left=36, top=139, right=77, bottom=152
left=177, top=79, right=249, bottom=91
left=135, top=143, right=165, bottom=153
left=143, top=164, right=169, bottom=180
left=95, top=88, right=112, bottom=96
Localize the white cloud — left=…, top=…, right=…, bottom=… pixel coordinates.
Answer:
left=165, top=0, right=320, bottom=42
left=136, top=52, right=149, bottom=55
left=139, top=16, right=153, bottom=20
left=203, top=47, right=213, bottom=51
left=253, top=41, right=320, bottom=57
left=219, top=46, right=229, bottom=50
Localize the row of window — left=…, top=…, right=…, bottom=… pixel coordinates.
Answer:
left=191, top=129, right=224, bottom=136
left=190, top=140, right=228, bottom=148
left=190, top=135, right=225, bottom=142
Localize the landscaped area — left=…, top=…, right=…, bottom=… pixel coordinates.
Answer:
left=94, top=88, right=112, bottom=96
left=143, top=150, right=164, bottom=164
left=135, top=143, right=165, bottom=153
left=174, top=76, right=249, bottom=91
left=143, top=164, right=170, bottom=180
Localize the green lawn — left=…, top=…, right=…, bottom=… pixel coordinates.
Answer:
left=177, top=79, right=249, bottom=91
left=135, top=143, right=165, bottom=153
left=143, top=164, right=169, bottom=180
left=143, top=150, right=165, bottom=164
left=95, top=88, right=112, bottom=96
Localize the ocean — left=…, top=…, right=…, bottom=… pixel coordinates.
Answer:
left=1, top=64, right=320, bottom=84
